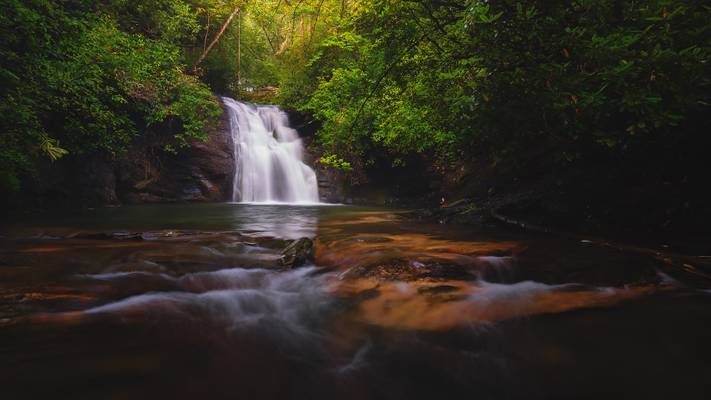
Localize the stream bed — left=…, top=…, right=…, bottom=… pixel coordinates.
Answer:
left=1, top=203, right=710, bottom=399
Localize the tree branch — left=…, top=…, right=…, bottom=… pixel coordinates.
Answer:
left=195, top=6, right=240, bottom=68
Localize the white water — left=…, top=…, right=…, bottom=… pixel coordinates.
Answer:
left=79, top=267, right=336, bottom=342
left=223, top=97, right=319, bottom=203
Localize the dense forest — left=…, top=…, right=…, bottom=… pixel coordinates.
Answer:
left=2, top=0, right=710, bottom=233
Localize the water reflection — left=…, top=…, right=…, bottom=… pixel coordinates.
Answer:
left=230, top=204, right=319, bottom=239
left=4, top=203, right=333, bottom=239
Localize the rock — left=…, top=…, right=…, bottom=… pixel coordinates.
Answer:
left=417, top=285, right=460, bottom=295
left=337, top=257, right=474, bottom=282
left=339, top=266, right=369, bottom=280
left=14, top=99, right=236, bottom=209
left=316, top=168, right=346, bottom=203
left=442, top=198, right=471, bottom=209
left=117, top=102, right=234, bottom=204
left=400, top=199, right=486, bottom=225
left=66, top=231, right=142, bottom=241
left=19, top=153, right=120, bottom=209
left=279, top=237, right=314, bottom=268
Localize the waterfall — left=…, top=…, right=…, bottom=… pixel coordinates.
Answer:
left=223, top=97, right=319, bottom=204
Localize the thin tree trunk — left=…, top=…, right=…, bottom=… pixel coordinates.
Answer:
left=203, top=10, right=210, bottom=52
left=237, top=10, right=241, bottom=90
left=261, top=24, right=277, bottom=54
left=306, top=0, right=326, bottom=49
left=195, top=6, right=240, bottom=67
left=286, top=0, right=306, bottom=50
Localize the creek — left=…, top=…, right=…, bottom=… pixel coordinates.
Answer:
left=1, top=203, right=710, bottom=399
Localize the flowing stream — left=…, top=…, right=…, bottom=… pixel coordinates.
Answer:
left=223, top=97, right=319, bottom=203
left=2, top=204, right=711, bottom=399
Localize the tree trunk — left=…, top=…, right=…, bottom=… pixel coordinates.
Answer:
left=237, top=10, right=241, bottom=90
left=195, top=6, right=240, bottom=68
left=203, top=10, right=210, bottom=53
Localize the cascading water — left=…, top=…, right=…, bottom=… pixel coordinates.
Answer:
left=223, top=97, right=319, bottom=203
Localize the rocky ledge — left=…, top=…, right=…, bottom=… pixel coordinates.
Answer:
left=19, top=101, right=235, bottom=209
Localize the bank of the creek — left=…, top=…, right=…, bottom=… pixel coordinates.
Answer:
left=1, top=203, right=710, bottom=399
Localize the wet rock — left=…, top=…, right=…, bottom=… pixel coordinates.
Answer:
left=140, top=230, right=181, bottom=241
left=338, top=258, right=474, bottom=282
left=13, top=101, right=234, bottom=209
left=105, top=259, right=168, bottom=274
left=417, top=285, right=460, bottom=295
left=118, top=105, right=234, bottom=204
left=401, top=199, right=486, bottom=225
left=66, top=231, right=142, bottom=241
left=279, top=237, right=314, bottom=268
left=110, top=232, right=143, bottom=240
left=314, top=163, right=347, bottom=203
left=65, top=232, right=114, bottom=240
left=515, top=244, right=661, bottom=287
left=339, top=266, right=369, bottom=280
left=442, top=198, right=471, bottom=209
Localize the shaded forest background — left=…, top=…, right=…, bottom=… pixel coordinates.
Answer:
left=1, top=0, right=710, bottom=235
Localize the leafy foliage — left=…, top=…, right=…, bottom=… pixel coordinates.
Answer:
left=318, top=154, right=353, bottom=171
left=0, top=0, right=221, bottom=192
left=270, top=0, right=711, bottom=183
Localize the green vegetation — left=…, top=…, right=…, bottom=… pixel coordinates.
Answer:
left=0, top=0, right=231, bottom=191
left=273, top=1, right=710, bottom=182
left=1, top=0, right=710, bottom=214
left=318, top=154, right=353, bottom=172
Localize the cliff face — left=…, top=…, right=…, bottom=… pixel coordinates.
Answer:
left=115, top=103, right=234, bottom=204
left=17, top=102, right=235, bottom=210
left=314, top=163, right=346, bottom=204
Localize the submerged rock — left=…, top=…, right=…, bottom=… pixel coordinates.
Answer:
left=66, top=231, right=142, bottom=241
left=401, top=199, right=486, bottom=225
left=338, top=258, right=475, bottom=282
left=279, top=237, right=314, bottom=268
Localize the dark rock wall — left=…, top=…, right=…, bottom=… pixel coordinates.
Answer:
left=116, top=103, right=234, bottom=204
left=17, top=101, right=234, bottom=210
left=314, top=163, right=346, bottom=203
